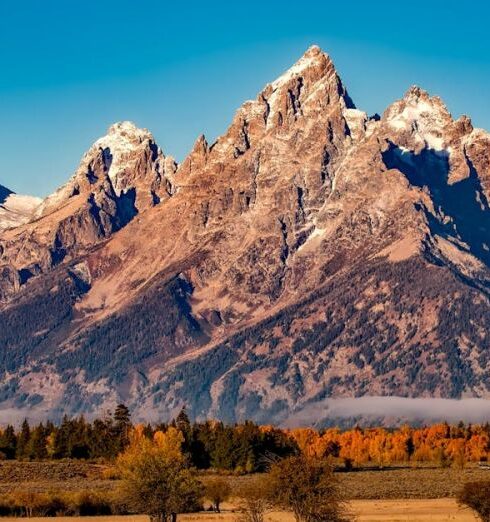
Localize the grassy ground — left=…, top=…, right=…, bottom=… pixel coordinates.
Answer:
left=217, top=465, right=490, bottom=500
left=0, top=461, right=487, bottom=521
left=0, top=461, right=113, bottom=494
left=0, top=500, right=480, bottom=521
left=337, top=464, right=490, bottom=499
left=1, top=461, right=489, bottom=499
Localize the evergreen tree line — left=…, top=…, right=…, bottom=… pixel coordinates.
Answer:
left=0, top=406, right=297, bottom=471
left=1, top=405, right=490, bottom=469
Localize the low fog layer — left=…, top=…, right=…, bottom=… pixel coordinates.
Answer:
left=284, top=396, right=490, bottom=427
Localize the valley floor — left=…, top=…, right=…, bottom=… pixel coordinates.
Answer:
left=1, top=461, right=489, bottom=498
left=0, top=462, right=487, bottom=520
left=0, top=500, right=479, bottom=521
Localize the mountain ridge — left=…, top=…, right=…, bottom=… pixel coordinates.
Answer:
left=1, top=46, right=490, bottom=425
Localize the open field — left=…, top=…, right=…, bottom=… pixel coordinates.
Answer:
left=0, top=462, right=486, bottom=521
left=0, top=461, right=489, bottom=499
left=0, top=462, right=113, bottom=494
left=0, top=499, right=479, bottom=521
left=337, top=465, right=490, bottom=499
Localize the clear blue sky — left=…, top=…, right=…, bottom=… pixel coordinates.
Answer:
left=1, top=0, right=489, bottom=197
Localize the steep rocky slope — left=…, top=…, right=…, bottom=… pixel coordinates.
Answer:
left=1, top=46, right=490, bottom=424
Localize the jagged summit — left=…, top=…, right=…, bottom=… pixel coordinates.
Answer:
left=270, top=45, right=335, bottom=88
left=37, top=120, right=174, bottom=219
left=382, top=85, right=454, bottom=152
left=265, top=45, right=355, bottom=112
left=1, top=47, right=490, bottom=425
left=106, top=120, right=152, bottom=139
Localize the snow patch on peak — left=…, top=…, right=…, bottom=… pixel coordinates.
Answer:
left=343, top=108, right=367, bottom=141
left=37, top=121, right=166, bottom=217
left=0, top=192, right=42, bottom=230
left=385, top=87, right=451, bottom=151
left=107, top=121, right=152, bottom=141
left=90, top=121, right=158, bottom=191
left=270, top=45, right=330, bottom=91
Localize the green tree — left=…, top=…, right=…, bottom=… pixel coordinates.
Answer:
left=114, top=404, right=132, bottom=453
left=27, top=423, right=48, bottom=460
left=16, top=419, right=31, bottom=460
left=0, top=425, right=17, bottom=459
left=175, top=408, right=191, bottom=435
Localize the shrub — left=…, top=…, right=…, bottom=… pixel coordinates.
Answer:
left=205, top=477, right=232, bottom=513
left=236, top=476, right=272, bottom=522
left=458, top=481, right=490, bottom=522
left=5, top=490, right=119, bottom=517
left=268, top=455, right=349, bottom=522
left=75, top=491, right=113, bottom=516
left=101, top=466, right=121, bottom=480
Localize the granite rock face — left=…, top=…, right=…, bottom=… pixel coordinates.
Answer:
left=1, top=46, right=490, bottom=424
left=0, top=122, right=176, bottom=299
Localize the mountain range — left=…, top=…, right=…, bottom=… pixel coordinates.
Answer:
left=1, top=46, right=490, bottom=425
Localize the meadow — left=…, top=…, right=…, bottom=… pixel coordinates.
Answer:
left=0, top=461, right=488, bottom=520
left=1, top=461, right=489, bottom=498
left=0, top=500, right=480, bottom=521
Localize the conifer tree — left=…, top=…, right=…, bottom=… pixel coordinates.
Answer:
left=0, top=425, right=17, bottom=459
left=114, top=404, right=132, bottom=452
left=26, top=423, right=49, bottom=460
left=16, top=419, right=31, bottom=460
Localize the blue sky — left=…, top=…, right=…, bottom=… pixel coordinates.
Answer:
left=1, top=0, right=489, bottom=196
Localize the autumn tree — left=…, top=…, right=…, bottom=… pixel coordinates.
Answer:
left=268, top=455, right=349, bottom=522
left=205, top=477, right=232, bottom=513
left=237, top=475, right=272, bottom=522
left=117, top=425, right=202, bottom=522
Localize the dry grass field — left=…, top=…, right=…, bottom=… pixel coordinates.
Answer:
left=337, top=465, right=490, bottom=499
left=0, top=500, right=479, bottom=521
left=0, top=462, right=487, bottom=520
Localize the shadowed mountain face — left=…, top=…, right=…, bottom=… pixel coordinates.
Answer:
left=383, top=144, right=490, bottom=267
left=0, top=185, right=13, bottom=205
left=1, top=46, right=490, bottom=425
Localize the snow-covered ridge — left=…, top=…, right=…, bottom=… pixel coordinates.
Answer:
left=90, top=121, right=157, bottom=190
left=270, top=45, right=328, bottom=90
left=384, top=86, right=451, bottom=151
left=36, top=121, right=165, bottom=218
left=0, top=192, right=42, bottom=231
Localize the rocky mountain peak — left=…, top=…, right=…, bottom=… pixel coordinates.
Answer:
left=176, top=135, right=209, bottom=179
left=269, top=45, right=335, bottom=88
left=86, top=120, right=161, bottom=193
left=3, top=47, right=490, bottom=425
left=106, top=120, right=152, bottom=140
left=37, top=121, right=172, bottom=219
left=209, top=45, right=355, bottom=169
left=382, top=85, right=453, bottom=152
left=262, top=45, right=355, bottom=125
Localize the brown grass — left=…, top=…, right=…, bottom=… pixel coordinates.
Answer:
left=1, top=461, right=489, bottom=503
left=0, top=501, right=480, bottom=521
left=337, top=464, right=490, bottom=499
